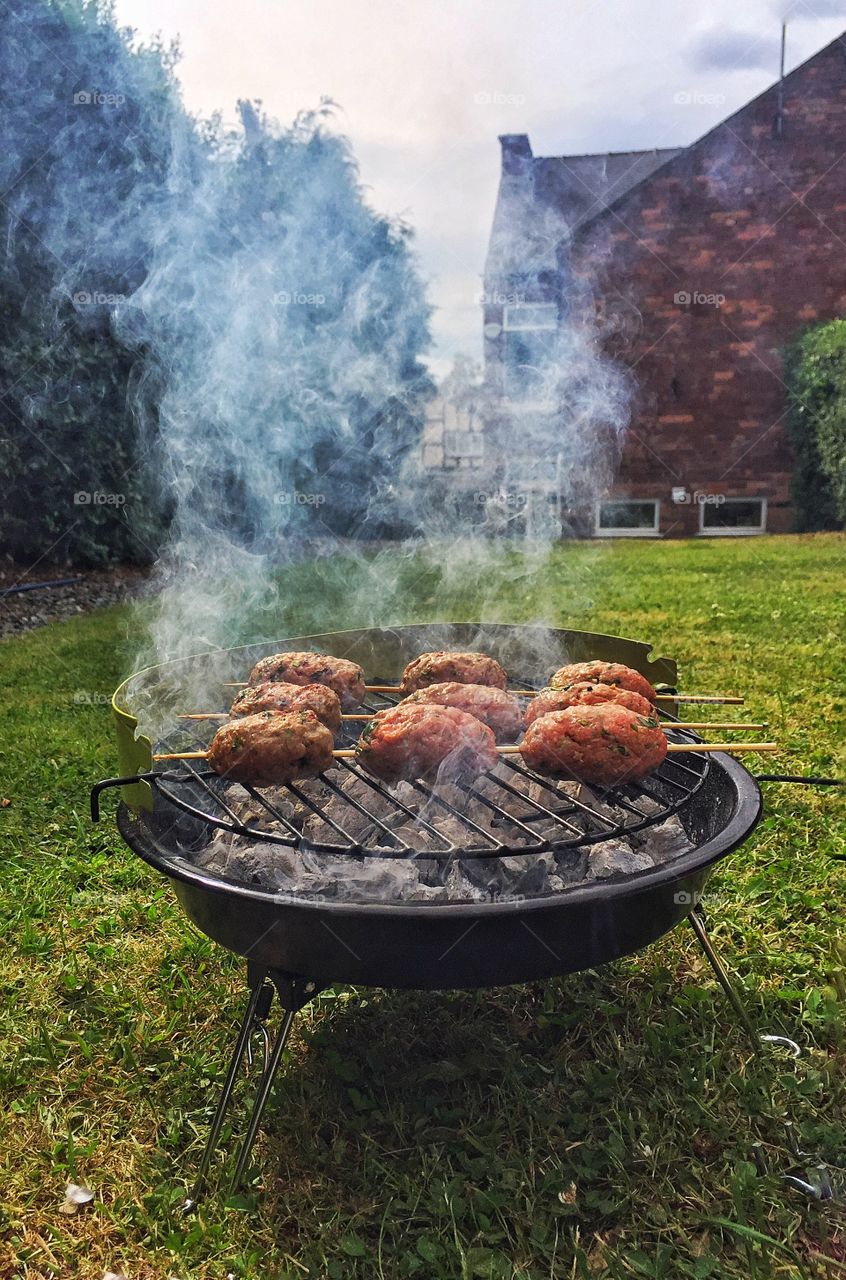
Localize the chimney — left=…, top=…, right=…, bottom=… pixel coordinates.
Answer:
left=499, top=134, right=533, bottom=177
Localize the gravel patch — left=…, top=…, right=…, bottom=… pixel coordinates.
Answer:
left=0, top=564, right=151, bottom=638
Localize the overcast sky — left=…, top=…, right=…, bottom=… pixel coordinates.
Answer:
left=113, top=0, right=846, bottom=377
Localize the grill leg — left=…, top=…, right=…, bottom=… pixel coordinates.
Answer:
left=686, top=907, right=835, bottom=1200
left=182, top=971, right=273, bottom=1213
left=230, top=1006, right=297, bottom=1192
left=183, top=967, right=322, bottom=1209
left=687, top=906, right=802, bottom=1057
left=687, top=907, right=762, bottom=1054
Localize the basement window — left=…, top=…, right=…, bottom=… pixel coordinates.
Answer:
left=595, top=500, right=660, bottom=537
left=502, top=303, right=557, bottom=400
left=699, top=498, right=767, bottom=535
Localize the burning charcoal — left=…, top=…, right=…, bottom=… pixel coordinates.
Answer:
left=553, top=848, right=591, bottom=884
left=498, top=852, right=554, bottom=899
left=415, top=856, right=450, bottom=887
left=197, top=843, right=306, bottom=892
left=444, top=861, right=490, bottom=902
left=410, top=880, right=450, bottom=901
left=432, top=814, right=486, bottom=846
left=221, top=784, right=307, bottom=830
left=298, top=850, right=423, bottom=900
left=586, top=841, right=654, bottom=880
left=632, top=793, right=664, bottom=816
left=302, top=803, right=377, bottom=846
left=632, top=815, right=691, bottom=864
left=459, top=856, right=506, bottom=897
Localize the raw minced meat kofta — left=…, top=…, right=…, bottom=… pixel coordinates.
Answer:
left=247, top=651, right=366, bottom=709
left=400, top=650, right=508, bottom=695
left=229, top=680, right=343, bottom=730
left=521, top=703, right=667, bottom=786
left=524, top=680, right=654, bottom=727
left=207, top=709, right=335, bottom=786
left=548, top=660, right=656, bottom=704
left=403, top=681, right=522, bottom=741
left=355, top=702, right=499, bottom=783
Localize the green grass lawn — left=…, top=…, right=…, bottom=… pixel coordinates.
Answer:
left=0, top=534, right=844, bottom=1280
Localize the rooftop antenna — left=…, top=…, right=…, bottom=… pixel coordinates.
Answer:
left=775, top=21, right=787, bottom=137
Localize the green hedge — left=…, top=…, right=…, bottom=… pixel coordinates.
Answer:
left=784, top=318, right=846, bottom=531
left=0, top=0, right=181, bottom=566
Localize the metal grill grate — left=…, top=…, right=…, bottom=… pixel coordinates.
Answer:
left=141, top=683, right=712, bottom=860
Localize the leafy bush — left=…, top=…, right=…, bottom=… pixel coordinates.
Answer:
left=0, top=2, right=433, bottom=569
left=0, top=0, right=184, bottom=565
left=784, top=319, right=846, bottom=531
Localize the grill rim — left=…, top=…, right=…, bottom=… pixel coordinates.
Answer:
left=117, top=747, right=763, bottom=916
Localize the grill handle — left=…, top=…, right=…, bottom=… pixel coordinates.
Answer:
left=755, top=774, right=842, bottom=786
left=755, top=774, right=844, bottom=860
left=91, top=773, right=157, bottom=822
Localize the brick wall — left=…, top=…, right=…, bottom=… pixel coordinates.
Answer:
left=572, top=36, right=846, bottom=536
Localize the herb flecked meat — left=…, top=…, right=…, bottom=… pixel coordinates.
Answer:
left=247, top=651, right=366, bottom=709
left=521, top=703, right=667, bottom=786
left=399, top=651, right=508, bottom=695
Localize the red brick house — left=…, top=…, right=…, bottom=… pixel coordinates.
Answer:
left=482, top=32, right=846, bottom=536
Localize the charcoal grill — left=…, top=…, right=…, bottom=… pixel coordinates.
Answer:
left=91, top=623, right=820, bottom=1207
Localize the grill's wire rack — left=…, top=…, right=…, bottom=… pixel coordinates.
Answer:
left=144, top=681, right=712, bottom=860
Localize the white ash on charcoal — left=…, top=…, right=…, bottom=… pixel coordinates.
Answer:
left=585, top=841, right=655, bottom=879
left=630, top=812, right=689, bottom=860
left=191, top=770, right=695, bottom=903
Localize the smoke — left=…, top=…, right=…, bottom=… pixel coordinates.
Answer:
left=688, top=28, right=782, bottom=72
left=117, top=99, right=436, bottom=716
left=773, top=0, right=845, bottom=18
left=111, top=77, right=631, bottom=735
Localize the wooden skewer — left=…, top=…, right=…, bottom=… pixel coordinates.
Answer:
left=221, top=681, right=744, bottom=707
left=177, top=712, right=766, bottom=732
left=178, top=711, right=391, bottom=723
left=351, top=685, right=747, bottom=704
left=154, top=741, right=778, bottom=763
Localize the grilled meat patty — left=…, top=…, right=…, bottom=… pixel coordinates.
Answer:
left=521, top=703, right=666, bottom=786
left=355, top=702, right=499, bottom=783
left=230, top=681, right=343, bottom=731
left=403, top=681, right=522, bottom=742
left=548, top=661, right=656, bottom=704
left=248, top=651, right=366, bottom=709
left=400, top=650, right=508, bottom=695
left=524, top=681, right=654, bottom=727
left=207, top=709, right=335, bottom=786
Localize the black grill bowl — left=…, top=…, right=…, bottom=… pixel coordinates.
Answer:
left=108, top=623, right=762, bottom=990
left=116, top=750, right=760, bottom=989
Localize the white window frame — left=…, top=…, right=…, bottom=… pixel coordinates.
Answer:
left=698, top=497, right=767, bottom=536
left=594, top=499, right=661, bottom=538
left=501, top=303, right=557, bottom=407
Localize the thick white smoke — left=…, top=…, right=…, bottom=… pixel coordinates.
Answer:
left=118, top=97, right=632, bottom=731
